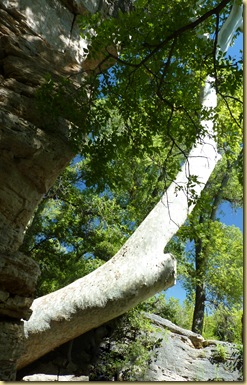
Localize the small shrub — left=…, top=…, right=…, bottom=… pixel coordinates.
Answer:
left=90, top=309, right=162, bottom=381
left=211, top=344, right=228, bottom=363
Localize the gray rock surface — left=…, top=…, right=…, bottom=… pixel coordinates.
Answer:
left=144, top=317, right=240, bottom=381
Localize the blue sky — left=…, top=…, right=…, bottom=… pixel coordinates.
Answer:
left=166, top=31, right=243, bottom=304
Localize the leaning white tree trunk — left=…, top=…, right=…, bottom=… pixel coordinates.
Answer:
left=18, top=252, right=176, bottom=369
left=17, top=0, right=243, bottom=370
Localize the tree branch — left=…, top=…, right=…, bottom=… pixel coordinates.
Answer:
left=106, top=0, right=231, bottom=68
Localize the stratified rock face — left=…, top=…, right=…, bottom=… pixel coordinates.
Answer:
left=0, top=1, right=89, bottom=256
left=0, top=1, right=88, bottom=378
left=0, top=0, right=127, bottom=379
left=0, top=321, right=24, bottom=381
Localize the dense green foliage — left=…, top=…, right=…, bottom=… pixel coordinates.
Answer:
left=77, top=0, right=242, bottom=175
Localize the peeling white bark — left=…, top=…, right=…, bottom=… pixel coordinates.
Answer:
left=217, top=0, right=243, bottom=54
left=17, top=251, right=176, bottom=369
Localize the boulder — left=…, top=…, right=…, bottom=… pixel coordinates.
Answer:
left=144, top=313, right=241, bottom=381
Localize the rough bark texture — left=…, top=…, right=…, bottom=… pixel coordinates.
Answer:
left=192, top=235, right=206, bottom=334
left=0, top=0, right=129, bottom=379
left=192, top=283, right=206, bottom=334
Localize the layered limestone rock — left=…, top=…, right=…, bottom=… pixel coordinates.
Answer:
left=0, top=0, right=130, bottom=379
left=0, top=0, right=90, bottom=257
